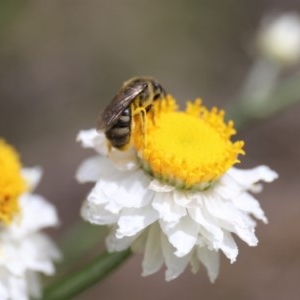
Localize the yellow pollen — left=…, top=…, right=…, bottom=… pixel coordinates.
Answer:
left=0, top=139, right=26, bottom=224
left=133, top=96, right=245, bottom=189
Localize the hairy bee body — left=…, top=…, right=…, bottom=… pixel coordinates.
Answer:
left=97, top=77, right=166, bottom=150
left=104, top=107, right=132, bottom=149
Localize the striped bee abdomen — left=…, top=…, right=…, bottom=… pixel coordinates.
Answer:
left=105, top=107, right=131, bottom=150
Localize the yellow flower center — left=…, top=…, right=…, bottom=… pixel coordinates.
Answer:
left=133, top=96, right=245, bottom=189
left=0, top=139, right=26, bottom=224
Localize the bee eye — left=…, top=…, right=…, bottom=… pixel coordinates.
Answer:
left=153, top=82, right=160, bottom=89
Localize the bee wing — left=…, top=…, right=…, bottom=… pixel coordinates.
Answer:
left=97, top=82, right=146, bottom=131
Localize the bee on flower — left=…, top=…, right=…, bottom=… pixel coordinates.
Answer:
left=77, top=77, right=278, bottom=282
left=0, top=139, right=60, bottom=300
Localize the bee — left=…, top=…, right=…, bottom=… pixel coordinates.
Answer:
left=97, top=77, right=166, bottom=151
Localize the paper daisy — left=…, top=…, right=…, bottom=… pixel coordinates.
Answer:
left=77, top=95, right=278, bottom=282
left=0, top=139, right=60, bottom=300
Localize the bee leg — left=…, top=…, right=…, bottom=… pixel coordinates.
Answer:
left=140, top=108, right=147, bottom=145
left=147, top=104, right=156, bottom=126
left=134, top=107, right=147, bottom=147
left=140, top=108, right=147, bottom=147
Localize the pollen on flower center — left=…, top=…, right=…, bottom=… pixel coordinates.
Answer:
left=133, top=96, right=245, bottom=189
left=0, top=139, right=26, bottom=224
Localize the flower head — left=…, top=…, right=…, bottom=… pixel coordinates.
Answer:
left=133, top=96, right=244, bottom=189
left=0, top=139, right=60, bottom=300
left=77, top=95, right=277, bottom=282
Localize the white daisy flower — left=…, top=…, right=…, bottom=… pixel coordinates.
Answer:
left=0, top=139, right=60, bottom=300
left=77, top=96, right=278, bottom=282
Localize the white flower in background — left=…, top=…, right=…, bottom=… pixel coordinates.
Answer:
left=257, top=12, right=300, bottom=65
left=77, top=96, right=278, bottom=282
left=0, top=139, right=60, bottom=300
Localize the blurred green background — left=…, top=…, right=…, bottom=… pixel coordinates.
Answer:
left=0, top=1, right=300, bottom=299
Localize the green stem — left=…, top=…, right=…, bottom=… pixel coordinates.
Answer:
left=228, top=73, right=300, bottom=129
left=56, top=221, right=108, bottom=275
left=42, top=249, right=132, bottom=300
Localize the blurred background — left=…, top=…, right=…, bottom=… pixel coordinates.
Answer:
left=0, top=0, right=300, bottom=299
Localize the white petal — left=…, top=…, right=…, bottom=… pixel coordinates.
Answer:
left=9, top=277, right=28, bottom=300
left=26, top=271, right=41, bottom=299
left=228, top=166, right=278, bottom=190
left=89, top=177, right=121, bottom=206
left=81, top=201, right=118, bottom=225
left=21, top=245, right=55, bottom=275
left=204, top=195, right=258, bottom=246
left=149, top=179, right=176, bottom=192
left=142, top=223, right=164, bottom=276
left=77, top=129, right=108, bottom=155
left=197, top=247, right=220, bottom=283
left=76, top=156, right=108, bottom=183
left=24, top=235, right=61, bottom=271
left=86, top=183, right=123, bottom=215
left=160, top=216, right=198, bottom=257
left=173, top=190, right=195, bottom=207
left=106, top=229, right=137, bottom=252
left=11, top=195, right=59, bottom=237
left=233, top=192, right=268, bottom=223
left=94, top=169, right=153, bottom=209
left=109, top=147, right=140, bottom=171
left=161, top=234, right=191, bottom=281
left=215, top=174, right=242, bottom=199
left=0, top=281, right=9, bottom=300
left=77, top=128, right=98, bottom=146
left=76, top=155, right=122, bottom=183
left=219, top=232, right=238, bottom=263
left=188, top=205, right=224, bottom=248
left=116, top=206, right=158, bottom=238
left=21, top=167, right=42, bottom=191
left=0, top=245, right=25, bottom=275
left=152, top=192, right=186, bottom=224
left=114, top=171, right=154, bottom=208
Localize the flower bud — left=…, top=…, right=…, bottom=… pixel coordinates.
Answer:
left=257, top=12, right=300, bottom=66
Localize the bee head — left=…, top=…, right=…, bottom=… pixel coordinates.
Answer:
left=152, top=80, right=166, bottom=100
